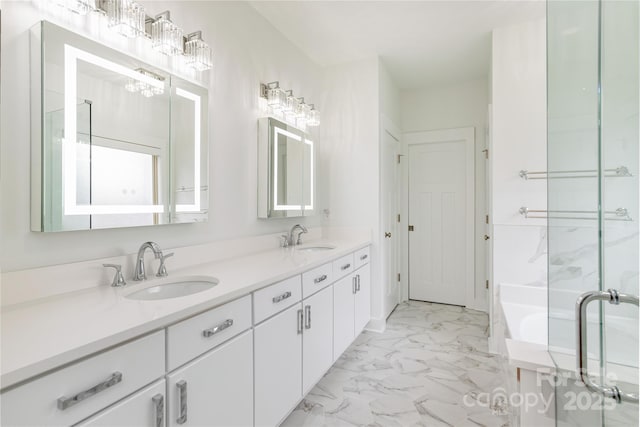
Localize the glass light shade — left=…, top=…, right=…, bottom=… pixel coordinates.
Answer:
left=307, top=108, right=320, bottom=126
left=106, top=0, right=145, bottom=38
left=282, top=91, right=296, bottom=113
left=152, top=13, right=184, bottom=56
left=65, top=0, right=96, bottom=14
left=185, top=33, right=213, bottom=71
left=295, top=99, right=310, bottom=119
left=267, top=87, right=285, bottom=111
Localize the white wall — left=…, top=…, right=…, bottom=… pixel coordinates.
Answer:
left=319, top=58, right=384, bottom=326
left=400, top=78, right=489, bottom=311
left=0, top=1, right=325, bottom=271
left=490, top=18, right=547, bottom=346
left=379, top=59, right=401, bottom=127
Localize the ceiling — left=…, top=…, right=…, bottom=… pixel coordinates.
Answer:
left=250, top=0, right=545, bottom=89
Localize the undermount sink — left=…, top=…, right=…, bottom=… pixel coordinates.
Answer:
left=125, top=278, right=218, bottom=301
left=295, top=245, right=336, bottom=252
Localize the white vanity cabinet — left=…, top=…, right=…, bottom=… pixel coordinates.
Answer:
left=302, top=284, right=334, bottom=394
left=333, top=260, right=371, bottom=361
left=354, top=264, right=371, bottom=335
left=254, top=302, right=303, bottom=427
left=1, top=244, right=373, bottom=427
left=166, top=331, right=253, bottom=427
left=76, top=380, right=166, bottom=427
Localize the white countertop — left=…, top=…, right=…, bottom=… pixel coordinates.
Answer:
left=0, top=237, right=370, bottom=390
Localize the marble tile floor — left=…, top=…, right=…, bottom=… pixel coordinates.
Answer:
left=282, top=301, right=511, bottom=427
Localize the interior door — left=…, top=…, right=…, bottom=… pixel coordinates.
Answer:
left=408, top=138, right=468, bottom=306
left=381, top=127, right=400, bottom=318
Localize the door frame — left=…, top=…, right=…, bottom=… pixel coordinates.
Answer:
left=401, top=127, right=478, bottom=309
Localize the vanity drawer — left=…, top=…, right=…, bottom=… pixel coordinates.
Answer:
left=333, top=253, right=354, bottom=280
left=0, top=331, right=164, bottom=427
left=354, top=246, right=370, bottom=269
left=167, top=295, right=252, bottom=371
left=253, top=275, right=302, bottom=324
left=302, top=262, right=333, bottom=298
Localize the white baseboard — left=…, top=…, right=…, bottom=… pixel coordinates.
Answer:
left=364, top=317, right=386, bottom=333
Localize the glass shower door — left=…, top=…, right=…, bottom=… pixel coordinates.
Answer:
left=600, top=0, right=639, bottom=425
left=547, top=1, right=639, bottom=426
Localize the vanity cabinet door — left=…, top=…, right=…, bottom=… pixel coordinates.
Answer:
left=354, top=264, right=371, bottom=335
left=302, top=285, right=333, bottom=394
left=254, top=303, right=303, bottom=427
left=166, top=331, right=253, bottom=427
left=333, top=274, right=356, bottom=361
left=76, top=380, right=166, bottom=427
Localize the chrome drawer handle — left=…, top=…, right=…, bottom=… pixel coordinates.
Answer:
left=272, top=291, right=292, bottom=303
left=576, top=289, right=639, bottom=404
left=304, top=305, right=311, bottom=329
left=152, top=394, right=164, bottom=427
left=176, top=380, right=187, bottom=424
left=297, top=308, right=304, bottom=334
left=341, top=263, right=351, bottom=271
left=57, top=371, right=123, bottom=410
left=360, top=254, right=368, bottom=261
left=202, top=319, right=234, bottom=338
left=314, top=274, right=327, bottom=284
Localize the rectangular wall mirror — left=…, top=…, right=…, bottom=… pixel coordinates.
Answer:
left=30, top=21, right=208, bottom=232
left=258, top=117, right=314, bottom=218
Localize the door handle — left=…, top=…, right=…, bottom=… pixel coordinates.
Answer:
left=385, top=232, right=391, bottom=238
left=484, top=235, right=490, bottom=240
left=576, top=289, right=639, bottom=404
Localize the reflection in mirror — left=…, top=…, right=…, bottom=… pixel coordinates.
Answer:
left=31, top=21, right=208, bottom=232
left=258, top=117, right=314, bottom=218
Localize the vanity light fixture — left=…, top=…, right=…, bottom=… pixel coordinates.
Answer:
left=259, top=83, right=320, bottom=129
left=185, top=31, right=213, bottom=71
left=38, top=1, right=214, bottom=75
left=105, top=0, right=145, bottom=38
left=151, top=11, right=184, bottom=56
left=307, top=104, right=320, bottom=127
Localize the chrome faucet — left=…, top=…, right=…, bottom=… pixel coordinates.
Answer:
left=288, top=224, right=308, bottom=246
left=133, top=241, right=163, bottom=281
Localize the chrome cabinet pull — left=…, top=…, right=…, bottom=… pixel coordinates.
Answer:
left=341, top=263, right=351, bottom=271
left=359, top=254, right=368, bottom=261
left=272, top=291, right=292, bottom=304
left=304, top=305, right=311, bottom=329
left=356, top=274, right=361, bottom=292
left=314, top=274, right=328, bottom=284
left=176, top=380, right=187, bottom=424
left=152, top=394, right=164, bottom=427
left=57, top=371, right=123, bottom=410
left=576, top=289, right=639, bottom=404
left=297, top=308, right=303, bottom=334
left=352, top=277, right=357, bottom=294
left=202, top=319, right=233, bottom=338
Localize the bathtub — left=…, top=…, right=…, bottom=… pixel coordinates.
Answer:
left=499, top=283, right=639, bottom=368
